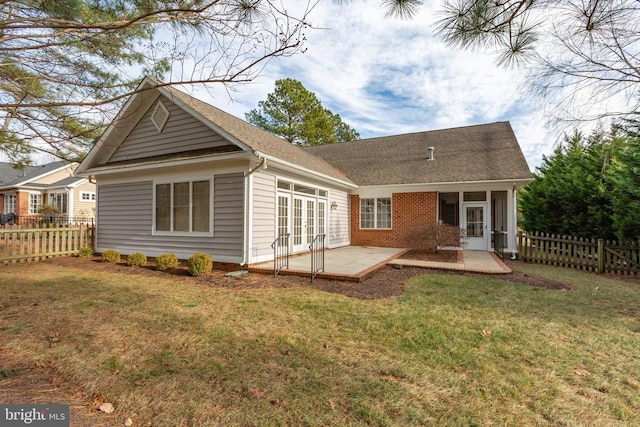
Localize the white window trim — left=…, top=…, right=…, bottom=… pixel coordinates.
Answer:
left=359, top=197, right=392, bottom=230
left=152, top=178, right=214, bottom=237
left=80, top=191, right=96, bottom=201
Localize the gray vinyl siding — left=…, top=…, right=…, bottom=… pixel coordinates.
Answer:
left=96, top=173, right=244, bottom=262
left=251, top=171, right=276, bottom=262
left=108, top=96, right=236, bottom=163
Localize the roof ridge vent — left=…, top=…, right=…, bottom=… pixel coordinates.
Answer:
left=151, top=100, right=170, bottom=132
left=427, top=146, right=434, bottom=160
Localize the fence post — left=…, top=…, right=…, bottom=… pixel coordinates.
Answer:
left=597, top=239, right=604, bottom=273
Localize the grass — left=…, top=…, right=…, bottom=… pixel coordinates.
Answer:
left=1, top=261, right=639, bottom=426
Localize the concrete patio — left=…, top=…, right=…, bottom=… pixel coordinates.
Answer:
left=249, top=246, right=511, bottom=282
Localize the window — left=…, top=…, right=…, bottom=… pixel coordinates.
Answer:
left=4, top=194, right=16, bottom=214
left=29, top=193, right=42, bottom=214
left=155, top=180, right=211, bottom=233
left=360, top=197, right=392, bottom=229
left=80, top=191, right=96, bottom=201
left=48, top=192, right=68, bottom=214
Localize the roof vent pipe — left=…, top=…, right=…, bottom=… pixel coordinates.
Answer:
left=427, top=146, right=434, bottom=160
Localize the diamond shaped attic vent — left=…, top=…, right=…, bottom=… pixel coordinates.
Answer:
left=151, top=101, right=170, bottom=132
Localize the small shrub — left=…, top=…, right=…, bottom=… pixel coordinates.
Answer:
left=101, top=249, right=120, bottom=263
left=156, top=253, right=179, bottom=271
left=126, top=252, right=147, bottom=267
left=187, top=252, right=213, bottom=277
left=78, top=247, right=94, bottom=258
left=404, top=222, right=465, bottom=253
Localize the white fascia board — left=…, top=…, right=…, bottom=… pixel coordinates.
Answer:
left=254, top=151, right=358, bottom=190
left=356, top=178, right=532, bottom=192
left=77, top=151, right=251, bottom=177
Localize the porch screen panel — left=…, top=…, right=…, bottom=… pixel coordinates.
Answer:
left=491, top=191, right=507, bottom=231
left=173, top=182, right=190, bottom=232
left=439, top=192, right=459, bottom=226
left=192, top=180, right=210, bottom=232
left=155, top=184, right=171, bottom=231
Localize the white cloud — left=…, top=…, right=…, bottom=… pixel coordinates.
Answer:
left=196, top=1, right=561, bottom=170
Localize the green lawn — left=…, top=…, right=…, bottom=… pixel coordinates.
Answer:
left=1, top=260, right=639, bottom=426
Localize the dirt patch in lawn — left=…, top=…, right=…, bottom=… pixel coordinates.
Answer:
left=40, top=254, right=571, bottom=298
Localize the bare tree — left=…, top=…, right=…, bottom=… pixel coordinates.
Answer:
left=0, top=0, right=315, bottom=165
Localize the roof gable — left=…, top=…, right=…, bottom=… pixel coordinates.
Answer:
left=78, top=77, right=354, bottom=187
left=305, top=122, right=532, bottom=186
left=0, top=161, right=76, bottom=189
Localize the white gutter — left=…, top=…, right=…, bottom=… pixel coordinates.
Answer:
left=254, top=151, right=358, bottom=189
left=356, top=178, right=533, bottom=189
left=76, top=151, right=251, bottom=177
left=240, top=155, right=267, bottom=266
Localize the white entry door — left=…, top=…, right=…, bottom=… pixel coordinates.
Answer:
left=463, top=203, right=488, bottom=250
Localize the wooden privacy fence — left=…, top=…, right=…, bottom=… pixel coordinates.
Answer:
left=0, top=225, right=94, bottom=263
left=518, top=231, right=639, bottom=275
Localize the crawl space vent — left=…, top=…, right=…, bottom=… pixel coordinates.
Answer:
left=151, top=101, right=170, bottom=132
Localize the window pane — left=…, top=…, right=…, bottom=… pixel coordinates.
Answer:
left=376, top=198, right=392, bottom=229
left=278, top=196, right=289, bottom=245
left=29, top=194, right=42, bottom=214
left=173, top=182, right=190, bottom=232
left=155, top=184, right=171, bottom=231
left=192, top=181, right=210, bottom=232
left=360, top=198, right=375, bottom=228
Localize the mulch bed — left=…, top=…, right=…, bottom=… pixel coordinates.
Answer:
left=40, top=253, right=572, bottom=299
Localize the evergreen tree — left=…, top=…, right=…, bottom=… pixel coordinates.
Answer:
left=519, top=129, right=617, bottom=240
left=246, top=78, right=359, bottom=146
left=610, top=125, right=640, bottom=241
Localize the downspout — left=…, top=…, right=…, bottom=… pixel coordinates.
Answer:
left=241, top=155, right=267, bottom=266
left=511, top=184, right=518, bottom=260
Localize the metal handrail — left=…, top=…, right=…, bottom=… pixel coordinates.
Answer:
left=309, top=234, right=325, bottom=282
left=271, top=233, right=290, bottom=276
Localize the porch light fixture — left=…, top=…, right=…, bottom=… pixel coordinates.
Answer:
left=330, top=201, right=338, bottom=210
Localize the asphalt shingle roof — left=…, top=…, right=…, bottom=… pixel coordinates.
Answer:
left=305, top=122, right=532, bottom=186
left=163, top=85, right=355, bottom=186
left=0, top=161, right=69, bottom=187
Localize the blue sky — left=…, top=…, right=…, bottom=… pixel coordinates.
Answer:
left=191, top=2, right=558, bottom=170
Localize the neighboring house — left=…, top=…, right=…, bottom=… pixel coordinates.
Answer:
left=76, top=77, right=532, bottom=264
left=0, top=161, right=96, bottom=223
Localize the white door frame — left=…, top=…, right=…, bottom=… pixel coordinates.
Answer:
left=463, top=202, right=488, bottom=250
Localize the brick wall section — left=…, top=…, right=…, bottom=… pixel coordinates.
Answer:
left=350, top=192, right=438, bottom=248
left=16, top=191, right=29, bottom=216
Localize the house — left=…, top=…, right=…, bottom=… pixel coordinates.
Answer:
left=76, top=77, right=532, bottom=264
left=0, top=161, right=96, bottom=225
